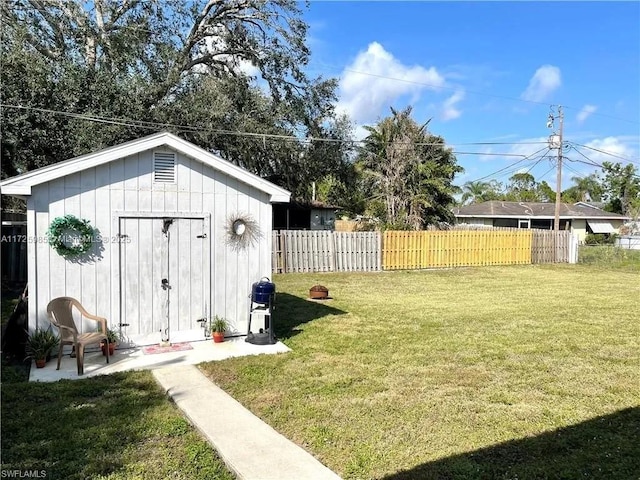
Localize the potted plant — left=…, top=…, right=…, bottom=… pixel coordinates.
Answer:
left=101, top=328, right=119, bottom=356
left=210, top=316, right=229, bottom=343
left=25, top=328, right=60, bottom=368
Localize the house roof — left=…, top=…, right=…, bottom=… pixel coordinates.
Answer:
left=453, top=201, right=629, bottom=220
left=574, top=201, right=607, bottom=210
left=0, top=132, right=291, bottom=203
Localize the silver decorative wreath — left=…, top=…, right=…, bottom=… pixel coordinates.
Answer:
left=225, top=212, right=262, bottom=251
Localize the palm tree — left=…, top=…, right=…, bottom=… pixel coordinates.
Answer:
left=461, top=180, right=491, bottom=205
left=461, top=180, right=502, bottom=204
left=357, top=106, right=463, bottom=228
left=571, top=174, right=603, bottom=202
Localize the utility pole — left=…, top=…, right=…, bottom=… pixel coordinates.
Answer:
left=554, top=106, right=563, bottom=231
left=547, top=106, right=564, bottom=231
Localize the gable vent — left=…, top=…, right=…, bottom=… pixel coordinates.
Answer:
left=153, top=152, right=176, bottom=183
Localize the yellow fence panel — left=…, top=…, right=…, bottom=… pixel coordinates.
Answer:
left=382, top=230, right=532, bottom=270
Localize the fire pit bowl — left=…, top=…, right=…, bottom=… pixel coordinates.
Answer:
left=309, top=285, right=329, bottom=300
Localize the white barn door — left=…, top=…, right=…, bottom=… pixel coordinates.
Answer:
left=119, top=216, right=209, bottom=346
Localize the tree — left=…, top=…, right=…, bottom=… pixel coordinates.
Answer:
left=1, top=0, right=343, bottom=201
left=356, top=107, right=463, bottom=229
left=562, top=174, right=603, bottom=203
left=500, top=172, right=557, bottom=202
left=537, top=180, right=555, bottom=203
left=504, top=172, right=539, bottom=201
left=601, top=162, right=640, bottom=218
left=461, top=180, right=502, bottom=205
left=3, top=0, right=314, bottom=106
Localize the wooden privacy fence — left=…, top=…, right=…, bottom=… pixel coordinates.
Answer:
left=531, top=229, right=578, bottom=264
left=383, top=230, right=532, bottom=270
left=272, top=228, right=577, bottom=273
left=273, top=230, right=381, bottom=273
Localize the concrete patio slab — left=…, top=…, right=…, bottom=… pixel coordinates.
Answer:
left=28, top=336, right=291, bottom=382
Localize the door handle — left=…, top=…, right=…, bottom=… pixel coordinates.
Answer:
left=161, top=278, right=171, bottom=290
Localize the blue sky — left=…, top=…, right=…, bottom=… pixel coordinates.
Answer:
left=299, top=1, right=640, bottom=191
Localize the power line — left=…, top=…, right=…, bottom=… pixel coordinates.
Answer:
left=537, top=164, right=557, bottom=183
left=450, top=151, right=528, bottom=157
left=0, top=103, right=549, bottom=151
left=524, top=155, right=547, bottom=175
left=570, top=142, right=640, bottom=164
left=3, top=104, right=637, bottom=180
left=563, top=161, right=590, bottom=179
left=567, top=146, right=604, bottom=168
left=466, top=147, right=551, bottom=183
left=566, top=152, right=640, bottom=181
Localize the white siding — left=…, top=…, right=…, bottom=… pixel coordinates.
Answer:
left=28, top=148, right=274, bottom=339
left=571, top=219, right=588, bottom=242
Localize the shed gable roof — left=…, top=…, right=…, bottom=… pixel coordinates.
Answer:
left=453, top=201, right=629, bottom=220
left=0, top=132, right=291, bottom=203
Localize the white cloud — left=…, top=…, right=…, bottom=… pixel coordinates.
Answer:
left=576, top=105, right=597, bottom=124
left=582, top=137, right=637, bottom=164
left=336, top=42, right=446, bottom=124
left=441, top=90, right=465, bottom=121
left=520, top=65, right=562, bottom=102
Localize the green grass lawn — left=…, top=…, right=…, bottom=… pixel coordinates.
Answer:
left=1, top=371, right=235, bottom=480
left=200, top=263, right=640, bottom=480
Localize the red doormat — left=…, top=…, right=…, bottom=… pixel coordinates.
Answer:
left=142, top=343, right=193, bottom=355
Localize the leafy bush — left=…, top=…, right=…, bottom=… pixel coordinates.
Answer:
left=584, top=233, right=618, bottom=245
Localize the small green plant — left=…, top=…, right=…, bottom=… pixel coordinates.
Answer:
left=25, top=328, right=60, bottom=361
left=105, top=328, right=120, bottom=344
left=210, top=316, right=229, bottom=333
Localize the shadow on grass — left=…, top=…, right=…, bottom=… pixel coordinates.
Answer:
left=275, top=292, right=347, bottom=340
left=382, top=407, right=640, bottom=480
left=0, top=371, right=233, bottom=480
left=1, top=372, right=164, bottom=478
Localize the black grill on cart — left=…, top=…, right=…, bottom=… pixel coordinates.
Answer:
left=246, top=277, right=276, bottom=345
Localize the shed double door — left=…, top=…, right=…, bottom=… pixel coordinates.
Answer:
left=119, top=216, right=210, bottom=346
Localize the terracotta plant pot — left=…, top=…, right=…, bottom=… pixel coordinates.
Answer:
left=102, top=342, right=116, bottom=356
left=212, top=332, right=225, bottom=343
left=35, top=358, right=46, bottom=368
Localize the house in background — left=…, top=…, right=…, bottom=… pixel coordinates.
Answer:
left=453, top=201, right=629, bottom=242
left=0, top=132, right=290, bottom=346
left=273, top=200, right=338, bottom=230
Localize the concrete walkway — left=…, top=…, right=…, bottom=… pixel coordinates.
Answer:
left=153, top=365, right=342, bottom=480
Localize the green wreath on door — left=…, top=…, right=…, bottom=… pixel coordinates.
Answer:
left=47, top=215, right=96, bottom=257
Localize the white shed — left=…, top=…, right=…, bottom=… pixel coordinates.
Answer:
left=0, top=132, right=290, bottom=346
